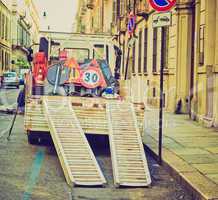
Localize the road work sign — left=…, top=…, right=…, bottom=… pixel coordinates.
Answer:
left=149, top=0, right=176, bottom=12
left=152, top=12, right=172, bottom=28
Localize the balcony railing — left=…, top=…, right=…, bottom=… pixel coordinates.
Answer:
left=12, top=39, right=30, bottom=51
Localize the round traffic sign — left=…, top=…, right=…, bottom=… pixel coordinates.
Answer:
left=149, top=0, right=176, bottom=12
left=127, top=13, right=136, bottom=35
left=81, top=67, right=102, bottom=89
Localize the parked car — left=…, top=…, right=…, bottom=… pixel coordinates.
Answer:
left=19, top=68, right=29, bottom=85
left=19, top=74, right=25, bottom=85
left=2, top=72, right=20, bottom=89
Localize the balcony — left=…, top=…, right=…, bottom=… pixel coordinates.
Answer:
left=12, top=39, right=29, bottom=53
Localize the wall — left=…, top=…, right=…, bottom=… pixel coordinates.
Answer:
left=0, top=0, right=12, bottom=77
left=192, top=0, right=218, bottom=127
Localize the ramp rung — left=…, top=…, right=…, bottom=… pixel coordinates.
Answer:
left=107, top=102, right=151, bottom=187
left=43, top=97, right=106, bottom=187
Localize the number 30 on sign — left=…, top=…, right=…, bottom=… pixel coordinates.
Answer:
left=81, top=68, right=101, bottom=89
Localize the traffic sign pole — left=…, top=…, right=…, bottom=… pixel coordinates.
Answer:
left=158, top=26, right=165, bottom=165
left=149, top=0, right=175, bottom=165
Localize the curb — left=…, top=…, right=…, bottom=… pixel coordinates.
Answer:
left=144, top=144, right=218, bottom=200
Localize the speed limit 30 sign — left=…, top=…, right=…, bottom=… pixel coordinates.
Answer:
left=81, top=67, right=103, bottom=89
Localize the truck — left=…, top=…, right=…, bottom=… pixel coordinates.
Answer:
left=24, top=33, right=151, bottom=187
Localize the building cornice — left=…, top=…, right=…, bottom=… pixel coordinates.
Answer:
left=175, top=1, right=195, bottom=11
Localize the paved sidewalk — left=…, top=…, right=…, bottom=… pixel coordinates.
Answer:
left=142, top=110, right=218, bottom=200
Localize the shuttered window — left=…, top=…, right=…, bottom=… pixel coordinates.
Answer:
left=132, top=43, right=136, bottom=73
left=138, top=30, right=142, bottom=73
left=152, top=28, right=157, bottom=72
left=199, top=25, right=205, bottom=65
left=162, top=27, right=169, bottom=69
left=112, top=1, right=117, bottom=23
left=144, top=28, right=148, bottom=73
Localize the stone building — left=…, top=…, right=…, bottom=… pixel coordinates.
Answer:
left=192, top=0, right=218, bottom=127
left=0, top=0, right=12, bottom=82
left=76, top=0, right=218, bottom=128
left=11, top=0, right=40, bottom=72
left=76, top=0, right=113, bottom=34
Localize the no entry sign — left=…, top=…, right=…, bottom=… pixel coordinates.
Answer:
left=149, top=0, right=176, bottom=12
left=127, top=13, right=136, bottom=35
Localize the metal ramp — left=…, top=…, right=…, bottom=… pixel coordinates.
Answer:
left=43, top=97, right=106, bottom=187
left=107, top=102, right=151, bottom=187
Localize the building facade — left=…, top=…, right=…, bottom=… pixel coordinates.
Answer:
left=11, top=0, right=40, bottom=72
left=76, top=0, right=113, bottom=34
left=75, top=0, right=218, bottom=128
left=0, top=0, right=12, bottom=81
left=192, top=0, right=218, bottom=127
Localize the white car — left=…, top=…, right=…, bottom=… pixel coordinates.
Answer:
left=2, top=72, right=20, bottom=89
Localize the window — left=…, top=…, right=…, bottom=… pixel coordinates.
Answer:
left=27, top=33, right=31, bottom=47
left=117, top=0, right=120, bottom=18
left=162, top=27, right=169, bottom=69
left=132, top=43, right=135, bottom=73
left=138, top=30, right=142, bottom=73
left=152, top=28, right=157, bottom=72
left=0, top=49, right=2, bottom=70
left=2, top=50, right=4, bottom=71
left=153, top=87, right=156, bottom=97
left=5, top=16, right=9, bottom=41
left=2, top=13, right=5, bottom=39
left=147, top=80, right=149, bottom=86
left=5, top=17, right=7, bottom=41
left=5, top=52, right=9, bottom=70
left=64, top=48, right=90, bottom=63
left=120, top=0, right=125, bottom=16
left=93, top=44, right=104, bottom=60
left=122, top=39, right=125, bottom=74
left=0, top=12, right=1, bottom=38
left=18, top=23, right=22, bottom=45
left=144, top=28, right=148, bottom=73
left=163, top=93, right=166, bottom=108
left=91, top=17, right=94, bottom=29
left=199, top=25, right=205, bottom=65
left=128, top=0, right=134, bottom=12
left=112, top=1, right=117, bottom=23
